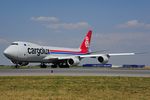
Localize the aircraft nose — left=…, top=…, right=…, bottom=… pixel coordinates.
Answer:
left=4, top=48, right=11, bottom=58
left=3, top=47, right=17, bottom=59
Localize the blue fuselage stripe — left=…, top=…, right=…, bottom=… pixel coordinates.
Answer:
left=49, top=52, right=86, bottom=55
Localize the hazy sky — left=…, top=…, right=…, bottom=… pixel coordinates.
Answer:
left=0, top=0, right=150, bottom=65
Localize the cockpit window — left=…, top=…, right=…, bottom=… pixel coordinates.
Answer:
left=11, top=43, right=18, bottom=45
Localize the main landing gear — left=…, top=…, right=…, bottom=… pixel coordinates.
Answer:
left=15, top=64, right=19, bottom=68
left=40, top=63, right=47, bottom=68
left=41, top=61, right=70, bottom=68
left=51, top=62, right=70, bottom=68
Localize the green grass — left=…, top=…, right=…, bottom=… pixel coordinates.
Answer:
left=0, top=76, right=150, bottom=100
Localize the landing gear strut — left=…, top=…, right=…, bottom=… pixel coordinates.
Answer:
left=15, top=64, right=19, bottom=68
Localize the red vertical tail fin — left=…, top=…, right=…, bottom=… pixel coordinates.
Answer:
left=80, top=30, right=92, bottom=53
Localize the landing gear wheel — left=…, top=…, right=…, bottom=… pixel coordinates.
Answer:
left=40, top=63, right=47, bottom=68
left=59, top=63, right=70, bottom=68
left=51, top=64, right=57, bottom=68
left=15, top=64, right=19, bottom=68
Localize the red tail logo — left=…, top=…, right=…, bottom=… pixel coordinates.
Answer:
left=80, top=30, right=92, bottom=53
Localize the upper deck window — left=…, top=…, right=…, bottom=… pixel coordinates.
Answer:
left=11, top=43, right=18, bottom=45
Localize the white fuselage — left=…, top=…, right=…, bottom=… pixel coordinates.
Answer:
left=4, top=41, right=80, bottom=63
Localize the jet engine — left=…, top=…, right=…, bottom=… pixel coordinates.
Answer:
left=98, top=55, right=109, bottom=64
left=67, top=57, right=80, bottom=66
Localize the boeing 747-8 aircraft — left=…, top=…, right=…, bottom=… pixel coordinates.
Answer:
left=3, top=30, right=135, bottom=68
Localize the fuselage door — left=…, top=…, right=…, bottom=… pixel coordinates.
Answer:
left=18, top=43, right=28, bottom=61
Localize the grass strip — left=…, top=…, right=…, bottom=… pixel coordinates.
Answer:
left=0, top=76, right=150, bottom=100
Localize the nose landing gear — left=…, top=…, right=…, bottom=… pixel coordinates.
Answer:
left=15, top=64, right=19, bottom=68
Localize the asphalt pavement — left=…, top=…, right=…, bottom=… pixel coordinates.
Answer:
left=0, top=68, right=150, bottom=77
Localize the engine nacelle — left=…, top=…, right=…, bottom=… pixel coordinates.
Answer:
left=98, top=55, right=109, bottom=64
left=67, top=57, right=80, bottom=66
left=19, top=62, right=29, bottom=66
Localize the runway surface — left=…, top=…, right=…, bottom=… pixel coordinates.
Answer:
left=0, top=68, right=150, bottom=77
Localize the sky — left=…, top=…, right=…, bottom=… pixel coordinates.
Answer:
left=0, top=0, right=150, bottom=65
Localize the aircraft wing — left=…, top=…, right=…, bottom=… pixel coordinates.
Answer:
left=79, top=53, right=135, bottom=58
left=44, top=52, right=135, bottom=60
left=43, top=52, right=136, bottom=66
